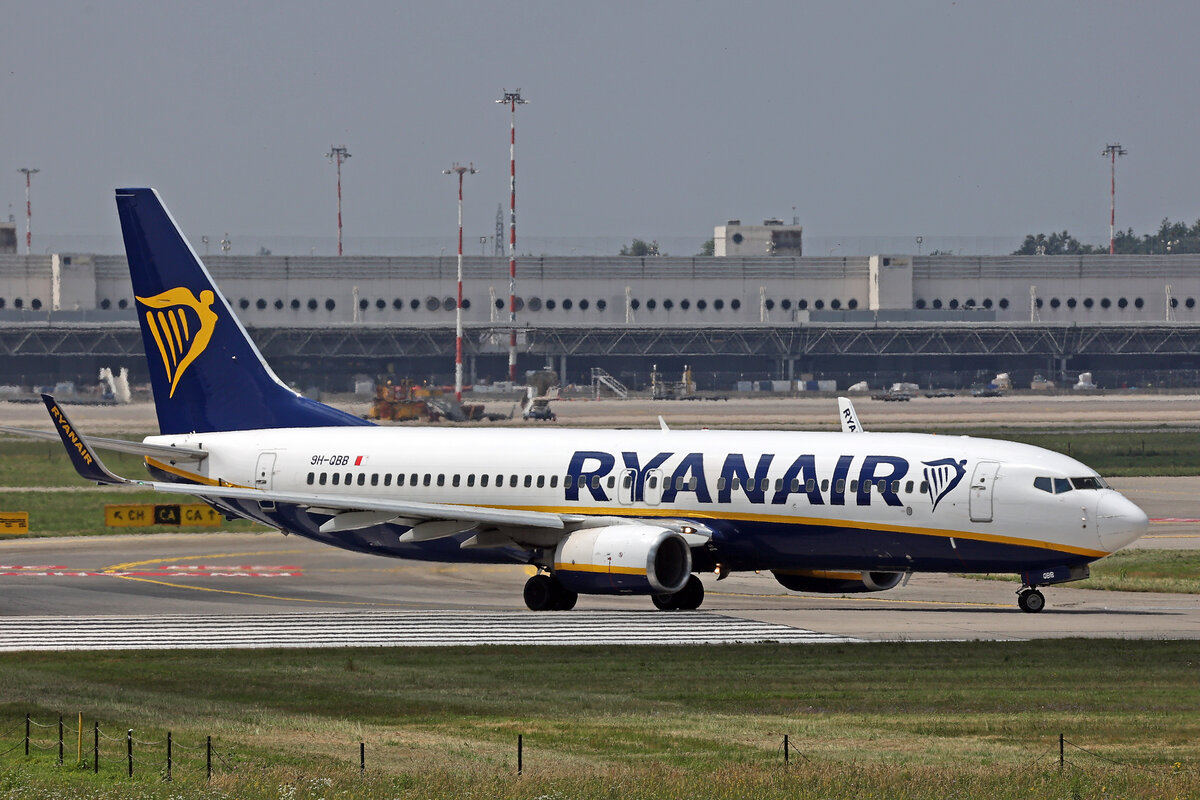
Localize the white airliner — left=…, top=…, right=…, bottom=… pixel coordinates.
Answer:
left=15, top=188, right=1149, bottom=613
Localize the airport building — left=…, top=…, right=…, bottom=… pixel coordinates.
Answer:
left=3, top=250, right=1200, bottom=391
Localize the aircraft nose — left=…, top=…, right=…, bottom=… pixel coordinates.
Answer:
left=1096, top=492, right=1149, bottom=552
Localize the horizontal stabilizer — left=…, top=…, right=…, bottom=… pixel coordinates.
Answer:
left=0, top=425, right=207, bottom=461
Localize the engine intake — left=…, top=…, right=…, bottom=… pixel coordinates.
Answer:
left=772, top=569, right=904, bottom=594
left=554, top=524, right=692, bottom=595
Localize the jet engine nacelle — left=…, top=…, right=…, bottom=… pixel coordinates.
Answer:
left=772, top=569, right=904, bottom=594
left=553, top=524, right=692, bottom=595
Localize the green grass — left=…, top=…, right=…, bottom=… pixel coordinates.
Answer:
left=0, top=642, right=1198, bottom=799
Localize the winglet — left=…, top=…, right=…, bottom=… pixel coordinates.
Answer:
left=41, top=395, right=128, bottom=485
left=837, top=396, right=864, bottom=433
left=658, top=415, right=670, bottom=431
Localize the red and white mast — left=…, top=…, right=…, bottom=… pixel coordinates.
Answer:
left=327, top=146, right=351, bottom=256
left=497, top=89, right=527, bottom=382
left=444, top=163, right=477, bottom=402
left=1102, top=143, right=1126, bottom=255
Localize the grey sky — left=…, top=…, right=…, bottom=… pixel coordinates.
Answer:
left=2, top=1, right=1197, bottom=255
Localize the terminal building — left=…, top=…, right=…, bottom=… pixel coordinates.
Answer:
left=2, top=250, right=1200, bottom=391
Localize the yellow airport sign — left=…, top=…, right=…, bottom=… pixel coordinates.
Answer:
left=105, top=504, right=224, bottom=528
left=0, top=512, right=29, bottom=535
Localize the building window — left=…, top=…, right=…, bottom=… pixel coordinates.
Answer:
left=714, top=299, right=724, bottom=310
left=359, top=299, right=369, bottom=310
left=830, top=298, right=841, bottom=310
left=999, top=298, right=1010, bottom=309
left=982, top=298, right=993, bottom=309
left=799, top=299, right=809, bottom=310
left=275, top=299, right=284, bottom=310
left=118, top=298, right=129, bottom=309
left=1050, top=298, right=1061, bottom=309
left=411, top=298, right=421, bottom=311
left=291, top=299, right=301, bottom=310
left=965, top=298, right=976, bottom=309
left=308, top=299, right=318, bottom=310
left=697, top=299, right=707, bottom=310
left=949, top=299, right=959, bottom=309
left=239, top=299, right=250, bottom=309
left=563, top=298, right=573, bottom=310
left=1117, top=297, right=1128, bottom=309
left=1134, top=297, right=1144, bottom=309
left=1067, top=298, right=1077, bottom=308
left=494, top=298, right=504, bottom=310
left=597, top=299, right=607, bottom=311
left=393, top=298, right=403, bottom=310
left=627, top=299, right=636, bottom=310
left=256, top=299, right=267, bottom=310
left=1187, top=298, right=1196, bottom=309
left=780, top=299, right=791, bottom=310
left=1100, top=298, right=1111, bottom=309
left=681, top=299, right=691, bottom=310
left=579, top=299, right=589, bottom=310
left=376, top=298, right=386, bottom=310
left=847, top=298, right=858, bottom=309
left=731, top=299, right=741, bottom=310
left=325, top=299, right=336, bottom=311
left=100, top=298, right=111, bottom=309
left=932, top=299, right=942, bottom=309
left=442, top=297, right=455, bottom=311
left=547, top=299, right=557, bottom=310
left=663, top=299, right=674, bottom=310
left=527, top=297, right=542, bottom=311
left=814, top=299, right=825, bottom=310
left=764, top=298, right=774, bottom=310
left=647, top=299, right=657, bottom=310
left=1084, top=298, right=1094, bottom=308
left=914, top=298, right=926, bottom=309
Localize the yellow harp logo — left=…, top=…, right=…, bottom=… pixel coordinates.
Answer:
left=136, top=287, right=219, bottom=398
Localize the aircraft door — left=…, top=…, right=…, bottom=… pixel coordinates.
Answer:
left=643, top=468, right=664, bottom=506
left=255, top=452, right=277, bottom=511
left=617, top=468, right=636, bottom=505
left=255, top=453, right=277, bottom=489
left=968, top=461, right=1000, bottom=522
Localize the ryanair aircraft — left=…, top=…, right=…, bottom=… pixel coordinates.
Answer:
left=26, top=189, right=1150, bottom=613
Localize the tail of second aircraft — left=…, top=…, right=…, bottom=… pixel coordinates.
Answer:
left=116, top=188, right=372, bottom=435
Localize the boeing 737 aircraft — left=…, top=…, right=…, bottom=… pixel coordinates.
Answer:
left=13, top=189, right=1150, bottom=613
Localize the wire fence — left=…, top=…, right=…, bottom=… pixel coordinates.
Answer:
left=1, top=714, right=1193, bottom=782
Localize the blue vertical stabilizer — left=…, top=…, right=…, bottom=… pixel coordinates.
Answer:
left=116, top=188, right=373, bottom=434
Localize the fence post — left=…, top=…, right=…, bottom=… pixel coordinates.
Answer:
left=127, top=729, right=133, bottom=778
left=784, top=734, right=789, bottom=765
left=57, top=715, right=63, bottom=766
left=93, top=722, right=99, bottom=774
left=166, top=731, right=172, bottom=782
left=206, top=735, right=212, bottom=781
left=360, top=741, right=365, bottom=774
left=1059, top=733, right=1064, bottom=771
left=517, top=734, right=523, bottom=775
left=77, top=712, right=82, bottom=766
left=24, top=714, right=29, bottom=757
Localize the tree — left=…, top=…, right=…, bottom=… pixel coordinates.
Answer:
left=1012, top=230, right=1101, bottom=256
left=1014, top=219, right=1200, bottom=255
left=698, top=238, right=714, bottom=257
left=620, top=239, right=662, bottom=257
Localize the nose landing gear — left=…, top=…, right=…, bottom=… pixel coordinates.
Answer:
left=1017, top=586, right=1046, bottom=613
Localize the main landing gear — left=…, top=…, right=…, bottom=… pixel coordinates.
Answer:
left=1017, top=586, right=1046, bottom=613
left=523, top=574, right=578, bottom=611
left=652, top=574, right=705, bottom=611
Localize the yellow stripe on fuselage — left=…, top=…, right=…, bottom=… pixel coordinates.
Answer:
left=553, top=563, right=647, bottom=576
left=144, top=456, right=249, bottom=489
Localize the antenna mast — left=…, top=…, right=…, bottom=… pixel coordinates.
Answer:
left=443, top=162, right=478, bottom=403
left=1102, top=143, right=1127, bottom=255
left=327, top=145, right=351, bottom=256
left=496, top=89, right=528, bottom=382
left=17, top=168, right=39, bottom=255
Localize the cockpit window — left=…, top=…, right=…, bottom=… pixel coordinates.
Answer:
left=1035, top=476, right=1098, bottom=494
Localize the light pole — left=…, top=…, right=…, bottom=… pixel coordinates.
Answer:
left=1102, top=143, right=1127, bottom=255
left=496, top=89, right=528, bottom=382
left=327, top=145, right=351, bottom=256
left=17, top=168, right=39, bottom=255
left=444, top=163, right=478, bottom=402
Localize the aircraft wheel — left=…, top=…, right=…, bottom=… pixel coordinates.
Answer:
left=651, top=576, right=705, bottom=611
left=674, top=575, right=705, bottom=610
left=1018, top=588, right=1045, bottom=613
left=651, top=593, right=678, bottom=611
left=523, top=574, right=556, bottom=611
left=553, top=585, right=579, bottom=611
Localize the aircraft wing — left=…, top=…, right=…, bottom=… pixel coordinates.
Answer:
left=0, top=424, right=208, bottom=461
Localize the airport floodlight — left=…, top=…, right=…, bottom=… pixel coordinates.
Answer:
left=1102, top=144, right=1127, bottom=255
left=497, top=89, right=528, bottom=381
left=327, top=145, right=352, bottom=256
left=17, top=168, right=39, bottom=255
left=445, top=163, right=478, bottom=402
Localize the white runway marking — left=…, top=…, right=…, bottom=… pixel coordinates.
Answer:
left=0, top=610, right=861, bottom=651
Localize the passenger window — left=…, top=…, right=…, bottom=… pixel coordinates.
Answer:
left=607, top=476, right=616, bottom=489
left=905, top=480, right=913, bottom=493
left=370, top=473, right=378, bottom=486
left=805, top=478, right=815, bottom=492
left=591, top=475, right=601, bottom=490
left=919, top=481, right=928, bottom=494
left=677, top=476, right=686, bottom=490
left=524, top=475, right=532, bottom=488
left=688, top=477, right=698, bottom=491
left=510, top=475, right=518, bottom=488
left=356, top=473, right=365, bottom=486
left=410, top=473, right=418, bottom=486
left=332, top=473, right=340, bottom=486
left=452, top=474, right=460, bottom=487
left=536, top=475, right=545, bottom=488
left=647, top=475, right=658, bottom=489
left=550, top=475, right=558, bottom=488
left=731, top=477, right=741, bottom=490
left=423, top=474, right=431, bottom=487
left=319, top=473, right=327, bottom=486
left=890, top=481, right=900, bottom=493
left=790, top=479, right=800, bottom=492
left=849, top=480, right=858, bottom=493
left=467, top=474, right=475, bottom=487
left=835, top=479, right=845, bottom=493
left=437, top=474, right=445, bottom=487
left=306, top=472, right=314, bottom=485
left=481, top=474, right=489, bottom=487
left=746, top=478, right=756, bottom=491
left=775, top=478, right=784, bottom=491
left=1054, top=478, right=1071, bottom=494
left=345, top=472, right=352, bottom=485
left=562, top=475, right=571, bottom=489
left=384, top=474, right=392, bottom=486
left=622, top=474, right=633, bottom=489
left=1034, top=477, right=1053, bottom=493
left=716, top=477, right=726, bottom=491
left=821, top=479, right=830, bottom=492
